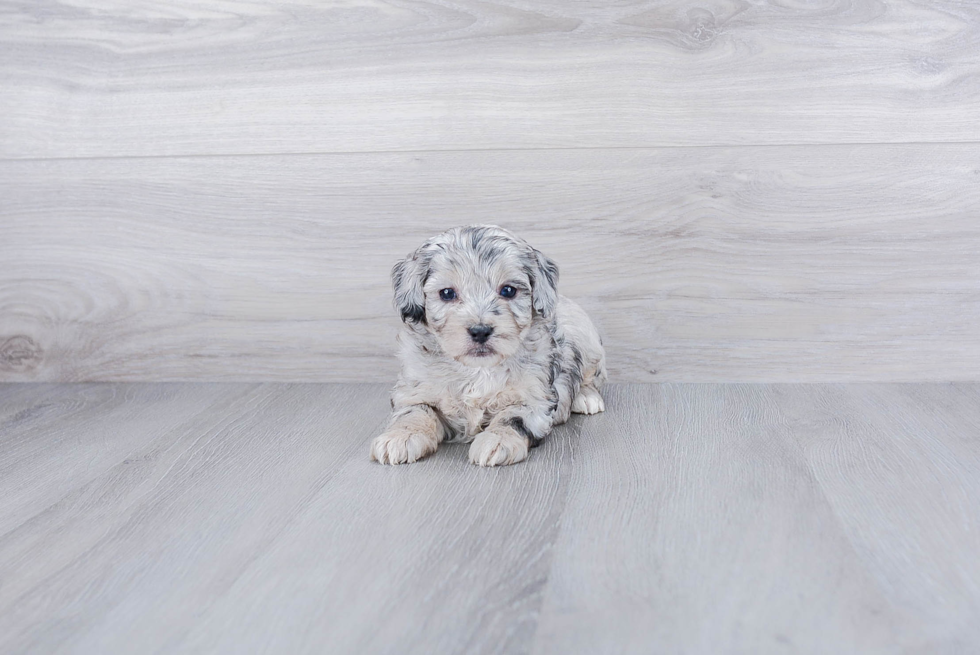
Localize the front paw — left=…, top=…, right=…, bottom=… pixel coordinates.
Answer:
left=571, top=384, right=605, bottom=415
left=370, top=428, right=439, bottom=465
left=468, top=430, right=529, bottom=467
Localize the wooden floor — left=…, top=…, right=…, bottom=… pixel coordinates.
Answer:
left=2, top=383, right=978, bottom=654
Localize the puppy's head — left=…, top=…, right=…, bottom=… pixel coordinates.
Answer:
left=392, top=225, right=559, bottom=368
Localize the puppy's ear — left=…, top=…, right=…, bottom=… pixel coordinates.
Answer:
left=529, top=248, right=559, bottom=319
left=392, top=251, right=428, bottom=324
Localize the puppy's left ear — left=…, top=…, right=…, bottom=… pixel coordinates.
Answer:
left=392, top=250, right=429, bottom=324
left=529, top=248, right=559, bottom=319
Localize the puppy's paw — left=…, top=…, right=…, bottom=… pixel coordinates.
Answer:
left=370, top=428, right=439, bottom=465
left=571, top=385, right=605, bottom=415
left=468, top=430, right=529, bottom=467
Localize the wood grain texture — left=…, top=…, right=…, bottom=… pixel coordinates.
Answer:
left=0, top=383, right=392, bottom=654
left=1, top=382, right=979, bottom=653
left=2, top=145, right=979, bottom=382
left=1, top=0, right=979, bottom=158
left=529, top=384, right=980, bottom=654
left=177, top=403, right=575, bottom=655
left=0, top=383, right=572, bottom=654
left=793, top=383, right=980, bottom=648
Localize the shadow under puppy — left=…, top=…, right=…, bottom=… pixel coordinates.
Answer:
left=371, top=225, right=606, bottom=467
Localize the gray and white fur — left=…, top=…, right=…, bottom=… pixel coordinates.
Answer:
left=371, top=225, right=606, bottom=467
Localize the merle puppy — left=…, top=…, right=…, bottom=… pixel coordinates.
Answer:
left=370, top=225, right=605, bottom=466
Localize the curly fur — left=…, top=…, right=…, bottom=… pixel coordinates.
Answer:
left=370, top=225, right=606, bottom=466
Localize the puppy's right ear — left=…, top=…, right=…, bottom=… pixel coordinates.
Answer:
left=392, top=252, right=428, bottom=324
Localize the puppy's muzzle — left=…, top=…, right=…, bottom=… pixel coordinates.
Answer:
left=468, top=324, right=494, bottom=344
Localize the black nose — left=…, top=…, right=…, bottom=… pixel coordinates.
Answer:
left=468, top=324, right=494, bottom=344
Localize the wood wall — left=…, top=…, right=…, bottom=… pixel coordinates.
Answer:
left=1, top=1, right=978, bottom=382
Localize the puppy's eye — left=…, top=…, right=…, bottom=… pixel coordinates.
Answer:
left=439, top=288, right=457, bottom=301
left=499, top=285, right=517, bottom=299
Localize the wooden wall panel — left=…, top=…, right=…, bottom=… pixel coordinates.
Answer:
left=1, top=0, right=979, bottom=158
left=2, top=145, right=978, bottom=382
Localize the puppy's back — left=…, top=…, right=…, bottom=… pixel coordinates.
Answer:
left=556, top=295, right=606, bottom=386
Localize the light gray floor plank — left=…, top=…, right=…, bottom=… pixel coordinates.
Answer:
left=0, top=383, right=78, bottom=425
left=0, top=384, right=391, bottom=654
left=3, top=145, right=979, bottom=383
left=175, top=410, right=577, bottom=655
left=530, top=384, right=979, bottom=654
left=2, top=383, right=979, bottom=654
left=1, top=1, right=978, bottom=157
left=0, top=384, right=254, bottom=534
left=791, top=384, right=980, bottom=650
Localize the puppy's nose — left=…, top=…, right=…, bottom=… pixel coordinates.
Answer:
left=468, top=324, right=494, bottom=344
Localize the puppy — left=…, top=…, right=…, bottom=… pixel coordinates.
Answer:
left=370, top=225, right=606, bottom=467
